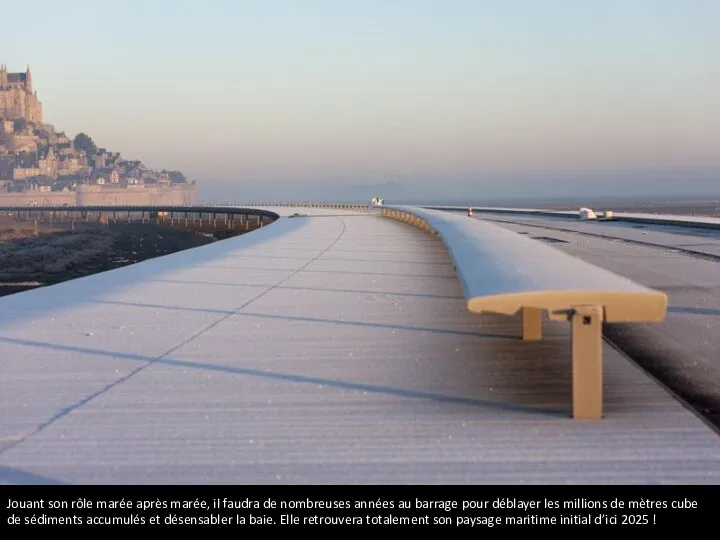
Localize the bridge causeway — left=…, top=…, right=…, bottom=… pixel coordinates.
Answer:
left=0, top=206, right=719, bottom=484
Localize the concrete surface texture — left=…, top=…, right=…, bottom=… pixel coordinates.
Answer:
left=0, top=208, right=719, bottom=485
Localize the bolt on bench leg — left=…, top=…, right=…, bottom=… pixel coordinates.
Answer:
left=521, top=307, right=542, bottom=340
left=570, top=305, right=604, bottom=420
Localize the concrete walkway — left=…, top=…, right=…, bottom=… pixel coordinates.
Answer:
left=1, top=208, right=719, bottom=484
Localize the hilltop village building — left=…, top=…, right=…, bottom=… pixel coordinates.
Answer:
left=0, top=64, right=192, bottom=198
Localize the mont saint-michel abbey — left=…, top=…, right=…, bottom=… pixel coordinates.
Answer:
left=0, top=65, right=42, bottom=123
left=0, top=64, right=195, bottom=206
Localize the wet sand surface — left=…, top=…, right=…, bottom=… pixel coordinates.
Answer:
left=0, top=215, right=251, bottom=298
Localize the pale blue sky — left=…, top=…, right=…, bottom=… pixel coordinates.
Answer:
left=2, top=0, right=719, bottom=198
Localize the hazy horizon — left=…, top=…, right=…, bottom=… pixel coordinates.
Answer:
left=196, top=169, right=720, bottom=204
left=3, top=0, right=719, bottom=201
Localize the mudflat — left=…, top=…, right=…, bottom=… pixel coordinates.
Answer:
left=0, top=214, right=228, bottom=298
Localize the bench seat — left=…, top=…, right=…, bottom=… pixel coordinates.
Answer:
left=382, top=205, right=668, bottom=420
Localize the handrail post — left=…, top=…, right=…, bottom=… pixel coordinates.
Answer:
left=570, top=305, right=604, bottom=420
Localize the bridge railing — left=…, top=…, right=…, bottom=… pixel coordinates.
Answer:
left=382, top=205, right=668, bottom=420
left=211, top=202, right=374, bottom=211
left=1, top=202, right=374, bottom=211
left=0, top=205, right=282, bottom=231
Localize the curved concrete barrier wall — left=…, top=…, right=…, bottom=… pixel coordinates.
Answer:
left=382, top=205, right=669, bottom=420
left=384, top=205, right=667, bottom=322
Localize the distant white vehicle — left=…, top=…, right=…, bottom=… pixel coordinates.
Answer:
left=371, top=196, right=384, bottom=207
left=579, top=207, right=598, bottom=220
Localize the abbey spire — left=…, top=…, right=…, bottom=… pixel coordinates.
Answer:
left=0, top=63, right=42, bottom=122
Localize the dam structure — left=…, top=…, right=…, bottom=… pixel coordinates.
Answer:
left=0, top=202, right=718, bottom=485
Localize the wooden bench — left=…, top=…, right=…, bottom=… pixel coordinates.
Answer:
left=382, top=205, right=668, bottom=420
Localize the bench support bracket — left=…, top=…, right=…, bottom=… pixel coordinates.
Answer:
left=570, top=305, right=604, bottom=420
left=521, top=307, right=542, bottom=340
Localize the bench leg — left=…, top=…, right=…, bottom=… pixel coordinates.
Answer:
left=521, top=307, right=542, bottom=340
left=570, top=305, right=604, bottom=420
